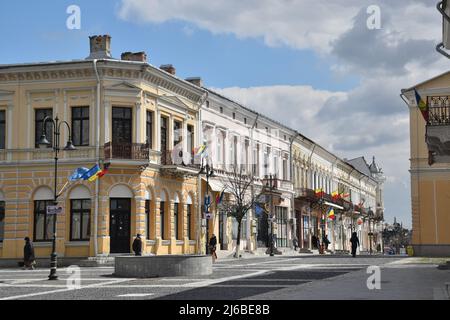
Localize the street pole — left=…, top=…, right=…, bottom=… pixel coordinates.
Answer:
left=40, top=116, right=75, bottom=281
left=269, top=175, right=275, bottom=256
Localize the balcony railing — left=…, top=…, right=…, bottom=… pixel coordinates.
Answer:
left=104, top=142, right=149, bottom=161
left=428, top=96, right=450, bottom=126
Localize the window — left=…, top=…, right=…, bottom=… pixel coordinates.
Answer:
left=70, top=199, right=91, bottom=241
left=146, top=111, right=153, bottom=148
left=282, top=157, right=288, bottom=180
left=187, top=204, right=192, bottom=240
left=174, top=120, right=182, bottom=146
left=187, top=125, right=194, bottom=163
left=174, top=202, right=180, bottom=240
left=34, top=200, right=55, bottom=241
left=244, top=118, right=247, bottom=125
left=146, top=200, right=151, bottom=240
left=0, top=110, right=5, bottom=150
left=273, top=150, right=279, bottom=177
left=160, top=201, right=166, bottom=239
left=0, top=201, right=4, bottom=242
left=35, top=109, right=53, bottom=148
left=232, top=112, right=236, bottom=120
left=206, top=101, right=210, bottom=108
left=220, top=107, right=223, bottom=114
left=71, top=107, right=89, bottom=146
left=264, top=147, right=271, bottom=176
left=243, top=139, right=249, bottom=172
left=275, top=207, right=288, bottom=247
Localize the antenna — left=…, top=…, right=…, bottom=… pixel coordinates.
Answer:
left=437, top=0, right=450, bottom=58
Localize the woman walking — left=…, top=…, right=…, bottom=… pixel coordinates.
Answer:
left=350, top=232, right=360, bottom=258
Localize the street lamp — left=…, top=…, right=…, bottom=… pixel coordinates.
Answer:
left=38, top=116, right=76, bottom=280
left=265, top=175, right=277, bottom=257
left=199, top=157, right=214, bottom=255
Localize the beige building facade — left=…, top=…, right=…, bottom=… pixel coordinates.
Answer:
left=402, top=73, right=450, bottom=256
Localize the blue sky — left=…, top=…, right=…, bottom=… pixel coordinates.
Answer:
left=0, top=1, right=358, bottom=90
left=2, top=1, right=443, bottom=229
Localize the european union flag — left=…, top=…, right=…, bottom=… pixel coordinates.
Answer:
left=69, top=167, right=90, bottom=181
left=255, top=204, right=264, bottom=217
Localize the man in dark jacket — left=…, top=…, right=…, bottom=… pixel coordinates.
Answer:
left=209, top=234, right=218, bottom=262
left=322, top=234, right=331, bottom=251
left=132, top=234, right=143, bottom=256
left=350, top=232, right=360, bottom=257
left=23, top=237, right=36, bottom=270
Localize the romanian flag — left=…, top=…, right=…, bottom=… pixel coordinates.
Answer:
left=215, top=190, right=225, bottom=205
left=195, top=144, right=206, bottom=156
left=331, top=191, right=339, bottom=200
left=414, top=89, right=428, bottom=121
left=96, top=163, right=111, bottom=179
left=315, top=188, right=324, bottom=197
left=327, top=207, right=336, bottom=221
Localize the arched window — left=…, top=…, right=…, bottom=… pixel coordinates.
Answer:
left=33, top=187, right=54, bottom=242
left=145, top=189, right=153, bottom=240
left=160, top=191, right=168, bottom=240
left=69, top=186, right=91, bottom=241
left=173, top=193, right=181, bottom=240
left=0, top=190, right=5, bottom=243
left=186, top=194, right=193, bottom=240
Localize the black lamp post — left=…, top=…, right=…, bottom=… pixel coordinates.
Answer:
left=38, top=116, right=76, bottom=281
left=199, top=157, right=214, bottom=255
left=265, top=175, right=277, bottom=257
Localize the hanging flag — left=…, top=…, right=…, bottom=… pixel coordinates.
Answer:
left=314, top=188, right=324, bottom=197
left=327, top=207, right=336, bottom=221
left=331, top=191, right=339, bottom=200
left=414, top=89, right=428, bottom=122
left=69, top=167, right=90, bottom=182
left=96, top=163, right=111, bottom=179
left=195, top=144, right=206, bottom=156
left=255, top=204, right=264, bottom=217
left=215, top=190, right=225, bottom=205
left=82, top=164, right=101, bottom=182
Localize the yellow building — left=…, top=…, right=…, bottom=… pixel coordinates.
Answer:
left=0, top=35, right=208, bottom=261
left=402, top=73, right=450, bottom=256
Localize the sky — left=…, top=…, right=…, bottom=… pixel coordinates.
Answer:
left=1, top=0, right=447, bottom=228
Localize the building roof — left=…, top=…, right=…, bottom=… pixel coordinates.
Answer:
left=346, top=157, right=372, bottom=177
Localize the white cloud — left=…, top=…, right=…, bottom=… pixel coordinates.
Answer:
left=116, top=0, right=445, bottom=227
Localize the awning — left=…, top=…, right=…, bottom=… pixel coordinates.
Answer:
left=202, top=177, right=230, bottom=193
left=324, top=201, right=344, bottom=210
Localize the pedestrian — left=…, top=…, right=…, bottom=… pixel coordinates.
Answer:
left=311, top=234, right=317, bottom=249
left=350, top=232, right=360, bottom=258
left=23, top=237, right=36, bottom=270
left=209, top=234, right=218, bottom=262
left=293, top=237, right=299, bottom=251
left=132, top=234, right=143, bottom=256
left=322, top=234, right=331, bottom=251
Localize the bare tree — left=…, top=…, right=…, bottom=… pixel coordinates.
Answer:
left=218, top=165, right=261, bottom=258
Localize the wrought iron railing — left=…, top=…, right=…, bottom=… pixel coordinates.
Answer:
left=428, top=96, right=450, bottom=126
left=104, top=142, right=149, bottom=161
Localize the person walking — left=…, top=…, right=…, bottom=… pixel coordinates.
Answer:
left=322, top=234, right=331, bottom=251
left=293, top=237, right=299, bottom=251
left=23, top=237, right=36, bottom=270
left=132, top=234, right=143, bottom=256
left=311, top=234, right=317, bottom=249
left=350, top=232, right=360, bottom=258
left=209, top=234, right=218, bottom=262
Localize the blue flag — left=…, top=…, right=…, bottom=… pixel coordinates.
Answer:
left=255, top=204, right=264, bottom=217
left=69, top=167, right=90, bottom=181
left=82, top=164, right=101, bottom=181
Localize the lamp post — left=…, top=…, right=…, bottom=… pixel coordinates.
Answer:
left=38, top=116, right=76, bottom=281
left=199, top=156, right=214, bottom=255
left=265, top=175, right=277, bottom=257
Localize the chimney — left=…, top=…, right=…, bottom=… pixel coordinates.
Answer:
left=185, top=77, right=203, bottom=87
left=87, top=35, right=112, bottom=59
left=160, top=64, right=176, bottom=75
left=121, top=51, right=147, bottom=63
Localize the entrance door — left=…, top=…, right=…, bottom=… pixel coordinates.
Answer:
left=112, top=107, right=132, bottom=158
left=110, top=198, right=131, bottom=254
left=257, top=213, right=269, bottom=247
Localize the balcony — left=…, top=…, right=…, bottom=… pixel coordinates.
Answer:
left=160, top=150, right=200, bottom=178
left=104, top=142, right=150, bottom=161
left=425, top=96, right=450, bottom=164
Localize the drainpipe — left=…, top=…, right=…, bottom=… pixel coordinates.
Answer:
left=197, top=92, right=208, bottom=254
left=307, top=143, right=316, bottom=250
left=93, top=59, right=100, bottom=257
